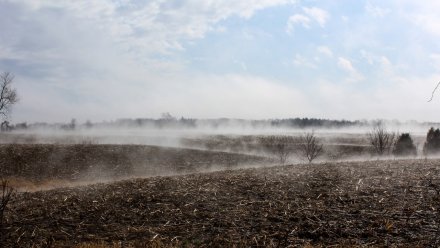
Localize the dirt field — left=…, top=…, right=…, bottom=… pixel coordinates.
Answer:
left=3, top=157, right=440, bottom=247
left=0, top=132, right=437, bottom=247
left=1, top=131, right=376, bottom=161
left=0, top=144, right=271, bottom=190
left=181, top=134, right=373, bottom=160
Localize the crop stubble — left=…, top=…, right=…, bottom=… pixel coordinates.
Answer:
left=3, top=158, right=440, bottom=247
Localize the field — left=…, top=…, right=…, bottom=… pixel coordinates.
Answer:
left=1, top=132, right=440, bottom=247
left=0, top=143, right=271, bottom=190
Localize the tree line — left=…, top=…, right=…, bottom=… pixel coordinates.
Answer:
left=368, top=124, right=440, bottom=157
left=263, top=125, right=440, bottom=165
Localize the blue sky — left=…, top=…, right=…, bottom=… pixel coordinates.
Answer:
left=1, top=0, right=440, bottom=123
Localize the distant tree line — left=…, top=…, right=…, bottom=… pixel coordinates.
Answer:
left=367, top=124, right=440, bottom=157
left=0, top=117, right=383, bottom=131
left=269, top=118, right=365, bottom=128
left=263, top=125, right=440, bottom=165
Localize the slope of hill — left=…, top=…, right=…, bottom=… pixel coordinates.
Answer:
left=3, top=159, right=440, bottom=247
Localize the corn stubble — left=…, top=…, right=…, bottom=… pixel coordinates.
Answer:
left=3, top=158, right=440, bottom=247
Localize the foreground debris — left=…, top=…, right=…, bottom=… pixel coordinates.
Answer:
left=3, top=159, right=440, bottom=247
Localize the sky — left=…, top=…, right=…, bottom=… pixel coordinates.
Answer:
left=1, top=0, right=440, bottom=123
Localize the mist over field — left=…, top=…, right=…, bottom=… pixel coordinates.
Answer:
left=3, top=1, right=440, bottom=247
left=2, top=117, right=437, bottom=146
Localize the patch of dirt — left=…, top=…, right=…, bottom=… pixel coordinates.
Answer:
left=0, top=144, right=271, bottom=190
left=3, top=159, right=440, bottom=247
left=181, top=134, right=372, bottom=161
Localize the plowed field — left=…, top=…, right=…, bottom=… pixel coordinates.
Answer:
left=3, top=157, right=440, bottom=247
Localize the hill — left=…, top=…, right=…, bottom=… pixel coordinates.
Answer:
left=3, top=159, right=440, bottom=247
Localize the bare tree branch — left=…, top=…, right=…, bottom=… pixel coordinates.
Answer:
left=0, top=72, right=18, bottom=119
left=298, top=132, right=323, bottom=163
left=368, top=123, right=396, bottom=156
left=428, top=81, right=440, bottom=102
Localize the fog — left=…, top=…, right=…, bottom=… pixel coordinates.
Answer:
left=0, top=118, right=436, bottom=158
left=2, top=118, right=440, bottom=192
left=3, top=118, right=437, bottom=147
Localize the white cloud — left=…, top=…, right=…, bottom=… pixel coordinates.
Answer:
left=360, top=50, right=375, bottom=65
left=317, top=46, right=333, bottom=57
left=430, top=53, right=440, bottom=70
left=337, top=57, right=356, bottom=73
left=286, top=6, right=329, bottom=33
left=286, top=14, right=310, bottom=33
left=293, top=54, right=316, bottom=68
left=337, top=57, right=364, bottom=82
left=313, top=68, right=440, bottom=122
left=303, top=7, right=329, bottom=27
left=171, top=74, right=310, bottom=119
left=8, top=0, right=297, bottom=58
left=390, top=2, right=440, bottom=37
left=15, top=73, right=311, bottom=122
left=379, top=56, right=393, bottom=74
left=3, top=0, right=440, bottom=123
left=360, top=50, right=394, bottom=74
left=1, top=0, right=312, bottom=122
left=365, top=1, right=390, bottom=18
left=0, top=0, right=304, bottom=122
left=412, top=13, right=440, bottom=37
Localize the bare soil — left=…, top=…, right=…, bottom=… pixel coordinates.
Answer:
left=181, top=134, right=372, bottom=160
left=0, top=144, right=271, bottom=189
left=3, top=158, right=440, bottom=247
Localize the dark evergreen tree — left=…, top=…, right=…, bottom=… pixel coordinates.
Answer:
left=393, top=133, right=417, bottom=156
left=423, top=127, right=440, bottom=155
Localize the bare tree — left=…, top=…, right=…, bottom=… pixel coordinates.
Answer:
left=298, top=132, right=323, bottom=163
left=368, top=123, right=396, bottom=156
left=0, top=72, right=18, bottom=119
left=260, top=136, right=294, bottom=164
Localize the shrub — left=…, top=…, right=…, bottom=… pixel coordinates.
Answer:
left=423, top=127, right=440, bottom=155
left=260, top=136, right=294, bottom=164
left=297, top=132, right=323, bottom=163
left=392, top=133, right=417, bottom=157
left=368, top=123, right=396, bottom=156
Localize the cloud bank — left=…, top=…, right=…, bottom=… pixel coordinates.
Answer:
left=0, top=1, right=439, bottom=123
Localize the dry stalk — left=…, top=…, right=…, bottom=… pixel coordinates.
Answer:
left=0, top=179, right=14, bottom=245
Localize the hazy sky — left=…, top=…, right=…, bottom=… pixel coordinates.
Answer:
left=1, top=0, right=440, bottom=123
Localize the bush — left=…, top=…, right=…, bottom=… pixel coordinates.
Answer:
left=368, top=123, right=396, bottom=156
left=423, top=127, right=440, bottom=155
left=259, top=136, right=295, bottom=164
left=392, top=133, right=417, bottom=157
left=297, top=132, right=323, bottom=163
